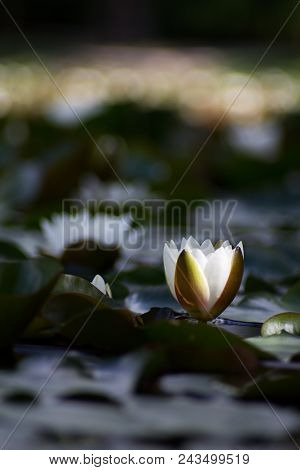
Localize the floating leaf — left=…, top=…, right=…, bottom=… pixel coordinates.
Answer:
left=42, top=273, right=124, bottom=325
left=261, top=313, right=300, bottom=337
left=247, top=334, right=300, bottom=361
left=136, top=321, right=272, bottom=393
left=41, top=274, right=142, bottom=354
left=61, top=307, right=142, bottom=354
left=0, top=258, right=62, bottom=348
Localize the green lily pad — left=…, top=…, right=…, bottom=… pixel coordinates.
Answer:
left=0, top=258, right=62, bottom=347
left=247, top=334, right=300, bottom=361
left=61, top=308, right=142, bottom=354
left=42, top=274, right=142, bottom=354
left=42, top=273, right=124, bottom=325
left=261, top=313, right=300, bottom=337
left=145, top=320, right=273, bottom=363
left=136, top=321, right=273, bottom=393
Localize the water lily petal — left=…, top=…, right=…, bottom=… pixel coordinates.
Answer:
left=237, top=241, right=244, bottom=257
left=200, top=239, right=215, bottom=256
left=175, top=249, right=210, bottom=315
left=204, top=247, right=234, bottom=310
left=184, top=236, right=207, bottom=270
left=184, top=236, right=201, bottom=251
left=91, top=274, right=107, bottom=296
left=191, top=249, right=208, bottom=271
left=169, top=239, right=177, bottom=250
left=209, top=245, right=244, bottom=317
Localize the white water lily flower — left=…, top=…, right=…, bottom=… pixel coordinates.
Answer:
left=40, top=211, right=132, bottom=257
left=163, top=237, right=244, bottom=321
left=40, top=212, right=89, bottom=257
left=91, top=274, right=112, bottom=298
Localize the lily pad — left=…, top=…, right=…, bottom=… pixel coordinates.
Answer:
left=247, top=334, right=300, bottom=361
left=42, top=274, right=142, bottom=354
left=61, top=307, right=142, bottom=354
left=261, top=312, right=300, bottom=337
left=0, top=258, right=62, bottom=347
left=136, top=321, right=272, bottom=393
left=42, top=273, right=124, bottom=325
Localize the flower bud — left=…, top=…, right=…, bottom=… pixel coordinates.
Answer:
left=163, top=237, right=244, bottom=321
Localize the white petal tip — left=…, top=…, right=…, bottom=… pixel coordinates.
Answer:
left=91, top=274, right=109, bottom=296
left=236, top=241, right=244, bottom=257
